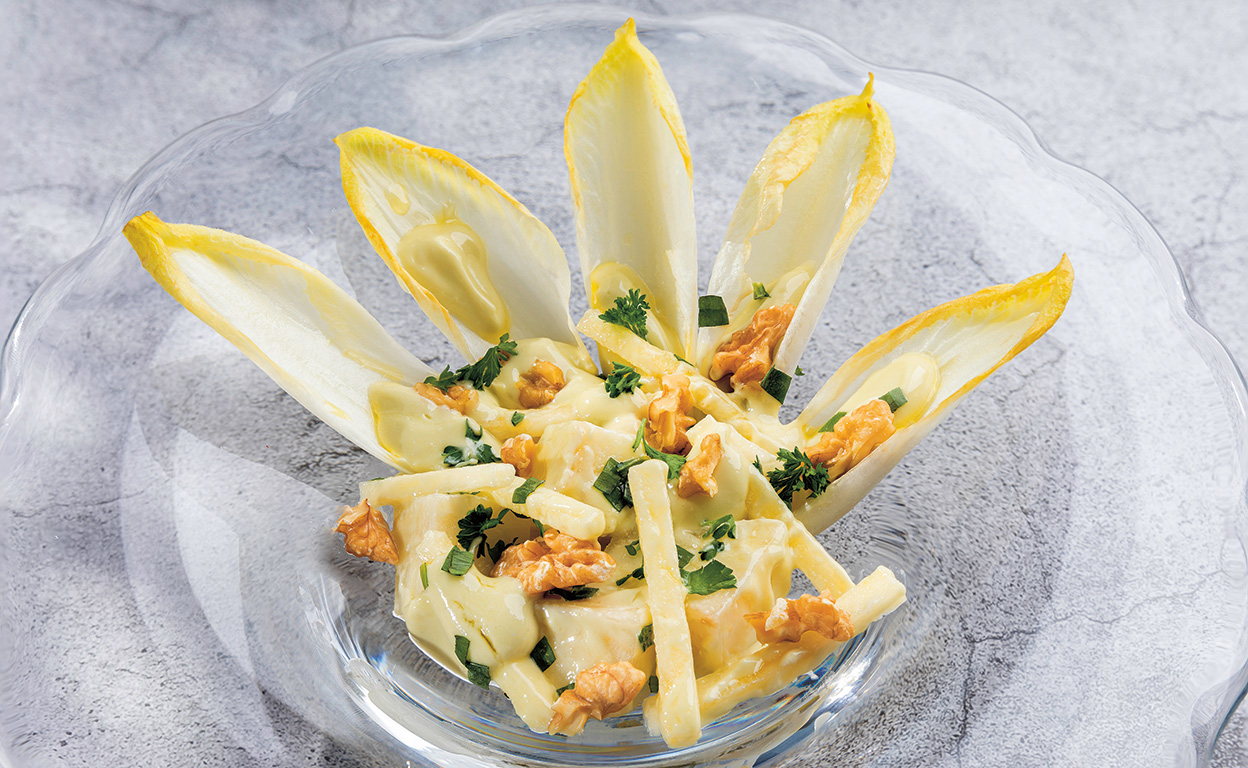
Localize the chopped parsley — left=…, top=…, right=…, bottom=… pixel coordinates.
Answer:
left=819, top=411, right=848, bottom=433
left=441, top=546, right=475, bottom=576
left=454, top=635, right=492, bottom=689
left=638, top=624, right=654, bottom=651
left=752, top=282, right=770, bottom=301
left=604, top=363, right=641, bottom=397
left=593, top=457, right=646, bottom=512
left=530, top=637, right=556, bottom=671
left=682, top=560, right=737, bottom=595
left=635, top=420, right=687, bottom=480
left=676, top=545, right=696, bottom=570
left=547, top=586, right=598, bottom=601
left=599, top=289, right=650, bottom=339
left=765, top=447, right=831, bottom=508
left=511, top=411, right=525, bottom=425
left=465, top=419, right=482, bottom=440
left=624, top=541, right=641, bottom=557
left=880, top=387, right=908, bottom=412
left=795, top=366, right=805, bottom=377
left=699, top=514, right=737, bottom=561
left=697, top=294, right=729, bottom=327
left=456, top=504, right=508, bottom=556
left=442, top=441, right=501, bottom=468
left=486, top=538, right=515, bottom=564
left=424, top=335, right=518, bottom=393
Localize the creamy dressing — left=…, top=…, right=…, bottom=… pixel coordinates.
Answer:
left=832, top=352, right=941, bottom=429
left=369, top=380, right=498, bottom=472
left=396, top=213, right=510, bottom=341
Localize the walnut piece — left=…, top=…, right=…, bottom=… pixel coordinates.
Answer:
left=413, top=382, right=478, bottom=415
left=547, top=661, right=647, bottom=735
left=490, top=529, right=615, bottom=594
left=807, top=398, right=896, bottom=479
left=501, top=434, right=537, bottom=478
left=334, top=500, right=398, bottom=565
left=708, top=303, right=796, bottom=387
left=645, top=374, right=696, bottom=455
left=677, top=433, right=723, bottom=498
left=517, top=359, right=566, bottom=408
left=744, top=592, right=854, bottom=644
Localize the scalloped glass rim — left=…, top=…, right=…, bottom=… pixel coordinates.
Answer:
left=1, top=5, right=1246, bottom=767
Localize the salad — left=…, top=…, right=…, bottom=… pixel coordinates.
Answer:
left=123, top=19, right=1072, bottom=749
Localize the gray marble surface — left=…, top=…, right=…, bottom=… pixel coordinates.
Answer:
left=2, top=0, right=1245, bottom=765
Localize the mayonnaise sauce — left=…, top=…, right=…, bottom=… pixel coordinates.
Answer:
left=369, top=380, right=499, bottom=472
left=396, top=213, right=510, bottom=341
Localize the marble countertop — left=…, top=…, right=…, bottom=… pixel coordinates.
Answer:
left=2, top=0, right=1245, bottom=765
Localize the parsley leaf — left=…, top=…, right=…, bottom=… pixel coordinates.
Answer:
left=624, top=541, right=641, bottom=557
left=454, top=635, right=491, bottom=689
left=636, top=420, right=687, bottom=480
left=486, top=537, right=515, bottom=564
left=548, top=586, right=598, bottom=601
left=638, top=624, right=654, bottom=651
left=458, top=334, right=518, bottom=389
left=530, top=637, right=557, bottom=671
left=676, top=545, right=695, bottom=570
left=441, top=547, right=475, bottom=576
left=465, top=419, right=482, bottom=440
left=512, top=477, right=543, bottom=504
left=442, top=435, right=502, bottom=468
left=699, top=540, right=725, bottom=561
left=599, top=289, right=650, bottom=339
left=593, top=457, right=646, bottom=512
left=604, top=363, right=641, bottom=397
left=704, top=514, right=737, bottom=542
left=765, top=448, right=831, bottom=508
left=752, top=282, right=770, bottom=301
left=456, top=504, right=507, bottom=556
left=682, top=560, right=737, bottom=595
left=423, top=366, right=459, bottom=392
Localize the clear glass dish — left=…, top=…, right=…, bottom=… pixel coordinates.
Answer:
left=1, top=6, right=1245, bottom=767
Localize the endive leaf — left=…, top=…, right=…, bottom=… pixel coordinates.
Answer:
left=698, top=76, right=895, bottom=378
left=565, top=18, right=697, bottom=359
left=123, top=212, right=432, bottom=467
left=337, top=127, right=582, bottom=361
left=795, top=256, right=1074, bottom=532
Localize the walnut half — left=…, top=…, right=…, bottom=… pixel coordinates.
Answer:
left=677, top=433, right=723, bottom=498
left=490, top=529, right=615, bottom=594
left=807, top=398, right=896, bottom=479
left=413, top=382, right=478, bottom=415
left=334, top=500, right=398, bottom=565
left=645, top=374, right=696, bottom=455
left=708, top=303, right=796, bottom=388
left=501, top=434, right=536, bottom=478
left=744, top=592, right=854, bottom=644
left=547, top=661, right=647, bottom=735
left=518, top=359, right=566, bottom=408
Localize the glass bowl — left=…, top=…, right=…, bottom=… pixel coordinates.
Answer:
left=2, top=6, right=1246, bottom=767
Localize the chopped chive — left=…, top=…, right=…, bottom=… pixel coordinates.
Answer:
left=624, top=541, right=641, bottom=557
left=454, top=635, right=491, bottom=688
left=697, top=295, right=729, bottom=327
left=638, top=624, right=654, bottom=651
left=818, top=411, right=848, bottom=433
left=534, top=519, right=546, bottom=536
left=880, top=387, right=907, bottom=412
left=648, top=675, right=659, bottom=693
left=752, top=282, right=770, bottom=301
left=616, top=565, right=645, bottom=586
left=441, top=547, right=474, bottom=576
left=795, top=366, right=805, bottom=377
left=511, top=412, right=525, bottom=426
left=420, top=561, right=429, bottom=588
left=760, top=367, right=791, bottom=404
left=556, top=682, right=576, bottom=696
left=512, top=477, right=543, bottom=504
left=530, top=637, right=556, bottom=671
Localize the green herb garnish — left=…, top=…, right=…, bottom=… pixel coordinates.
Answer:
left=454, top=635, right=492, bottom=689
left=635, top=420, right=687, bottom=480
left=604, top=363, right=642, bottom=397
left=423, top=365, right=459, bottom=392
left=512, top=477, right=543, bottom=504
left=697, top=295, right=729, bottom=327
left=760, top=367, right=792, bottom=404
left=676, top=545, right=695, bottom=570
left=511, top=411, right=525, bottom=425
left=420, top=561, right=429, bottom=588
left=593, top=457, right=646, bottom=512
left=752, top=282, right=770, bottom=301
left=682, top=560, right=737, bottom=595
left=530, top=637, right=557, bottom=671
left=818, top=411, right=848, bottom=433
left=548, top=586, right=598, bottom=601
left=624, top=541, right=641, bottom=557
left=599, top=289, right=650, bottom=339
left=765, top=448, right=831, bottom=508
left=880, top=387, right=907, bottom=412
left=795, top=366, right=805, bottom=377
left=616, top=564, right=645, bottom=586
left=457, top=333, right=519, bottom=389
left=441, top=547, right=475, bottom=576
left=704, top=514, right=737, bottom=542
left=486, top=538, right=514, bottom=564
left=456, top=504, right=508, bottom=556
left=638, top=624, right=654, bottom=651
left=556, top=682, right=576, bottom=696
left=648, top=675, right=659, bottom=693
left=442, top=439, right=502, bottom=468
left=465, top=419, right=482, bottom=440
